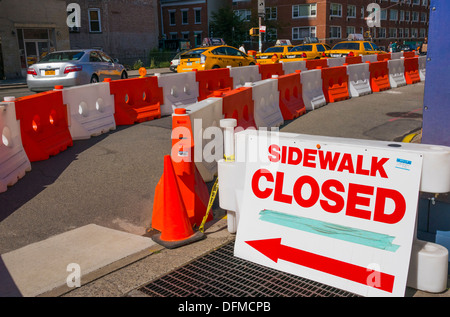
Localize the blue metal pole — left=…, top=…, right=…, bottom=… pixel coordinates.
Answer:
left=421, top=0, right=450, bottom=146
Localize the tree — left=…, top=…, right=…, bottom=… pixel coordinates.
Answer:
left=209, top=6, right=247, bottom=48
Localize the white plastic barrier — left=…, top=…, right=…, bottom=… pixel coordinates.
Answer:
left=418, top=56, right=426, bottom=81
left=281, top=60, right=306, bottom=75
left=300, top=69, right=326, bottom=110
left=183, top=97, right=223, bottom=182
left=228, top=65, right=261, bottom=89
left=391, top=52, right=403, bottom=60
left=244, top=78, right=284, bottom=128
left=156, top=72, right=199, bottom=116
left=327, top=57, right=345, bottom=68
left=362, top=54, right=378, bottom=63
left=0, top=97, right=31, bottom=193
left=218, top=129, right=450, bottom=295
left=388, top=59, right=407, bottom=88
left=346, top=63, right=372, bottom=97
left=56, top=83, right=116, bottom=140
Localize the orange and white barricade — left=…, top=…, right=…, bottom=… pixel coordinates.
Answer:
left=0, top=97, right=31, bottom=192
left=281, top=60, right=306, bottom=75
left=299, top=69, right=326, bottom=111
left=156, top=72, right=199, bottom=116
left=346, top=62, right=372, bottom=98
left=244, top=78, right=284, bottom=129
left=56, top=83, right=116, bottom=140
left=228, top=65, right=261, bottom=89
left=388, top=59, right=407, bottom=88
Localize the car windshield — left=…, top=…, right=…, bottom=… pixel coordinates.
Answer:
left=291, top=45, right=313, bottom=52
left=264, top=47, right=284, bottom=53
left=331, top=43, right=360, bottom=50
left=38, top=51, right=84, bottom=63
left=370, top=42, right=380, bottom=51
left=180, top=48, right=208, bottom=59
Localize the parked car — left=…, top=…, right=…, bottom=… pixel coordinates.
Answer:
left=177, top=45, right=256, bottom=72
left=27, top=49, right=128, bottom=92
left=256, top=41, right=295, bottom=64
left=281, top=43, right=331, bottom=62
left=170, top=52, right=182, bottom=72
left=325, top=41, right=385, bottom=58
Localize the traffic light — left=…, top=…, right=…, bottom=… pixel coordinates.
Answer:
left=249, top=28, right=259, bottom=36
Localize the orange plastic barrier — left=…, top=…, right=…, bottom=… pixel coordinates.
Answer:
left=403, top=51, right=416, bottom=58
left=277, top=72, right=306, bottom=119
left=404, top=57, right=421, bottom=85
left=195, top=68, right=233, bottom=101
left=151, top=155, right=206, bottom=249
left=306, top=59, right=328, bottom=70
left=214, top=87, right=257, bottom=130
left=108, top=77, right=163, bottom=125
left=368, top=60, right=391, bottom=92
left=345, top=56, right=362, bottom=65
left=14, top=90, right=73, bottom=162
left=152, top=108, right=211, bottom=233
left=258, top=63, right=284, bottom=80
left=321, top=66, right=350, bottom=103
left=377, top=53, right=391, bottom=61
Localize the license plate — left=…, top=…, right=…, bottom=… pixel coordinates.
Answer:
left=45, top=70, right=55, bottom=76
left=331, top=54, right=341, bottom=58
left=260, top=56, right=268, bottom=59
left=287, top=55, right=296, bottom=59
left=187, top=62, right=192, bottom=66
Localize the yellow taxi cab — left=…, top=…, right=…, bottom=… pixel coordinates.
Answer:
left=177, top=38, right=256, bottom=73
left=255, top=39, right=295, bottom=64
left=325, top=35, right=385, bottom=58
left=281, top=43, right=331, bottom=62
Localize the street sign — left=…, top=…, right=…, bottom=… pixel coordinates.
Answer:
left=259, top=26, right=266, bottom=33
left=258, top=0, right=265, bottom=17
left=234, top=133, right=423, bottom=297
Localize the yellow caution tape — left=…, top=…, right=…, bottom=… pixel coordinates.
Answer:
left=198, top=177, right=219, bottom=233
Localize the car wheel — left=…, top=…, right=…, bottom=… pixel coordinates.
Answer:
left=121, top=71, right=128, bottom=79
left=90, top=75, right=99, bottom=83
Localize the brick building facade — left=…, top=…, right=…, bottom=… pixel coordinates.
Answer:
left=230, top=0, right=430, bottom=51
left=67, top=0, right=159, bottom=66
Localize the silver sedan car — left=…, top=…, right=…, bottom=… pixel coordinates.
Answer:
left=27, top=49, right=128, bottom=92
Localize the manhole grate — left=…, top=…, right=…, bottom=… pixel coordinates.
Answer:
left=139, top=241, right=359, bottom=297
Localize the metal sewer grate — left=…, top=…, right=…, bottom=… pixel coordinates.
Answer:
left=138, top=241, right=359, bottom=297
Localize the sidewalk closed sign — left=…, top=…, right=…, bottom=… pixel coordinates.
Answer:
left=234, top=133, right=423, bottom=297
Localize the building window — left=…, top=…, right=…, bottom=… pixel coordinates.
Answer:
left=420, top=12, right=427, bottom=22
left=404, top=28, right=409, bottom=38
left=380, top=9, right=387, bottom=20
left=292, top=4, right=317, bottom=18
left=422, top=0, right=428, bottom=6
left=412, top=11, right=419, bottom=22
left=398, top=28, right=404, bottom=38
left=265, top=7, right=277, bottom=20
left=292, top=26, right=316, bottom=40
left=389, top=28, right=397, bottom=38
left=390, top=9, right=398, bottom=21
left=181, top=31, right=189, bottom=40
left=329, top=26, right=341, bottom=39
left=264, top=28, right=277, bottom=42
left=361, top=6, right=365, bottom=19
left=181, top=9, right=188, bottom=25
left=400, top=10, right=405, bottom=21
left=411, top=28, right=418, bottom=38
left=170, top=32, right=178, bottom=39
left=88, top=8, right=101, bottom=33
left=379, top=27, right=386, bottom=38
left=235, top=9, right=251, bottom=21
left=194, top=8, right=201, bottom=24
left=413, top=0, right=420, bottom=5
left=194, top=31, right=202, bottom=46
left=347, top=5, right=356, bottom=18
left=405, top=11, right=410, bottom=21
left=330, top=3, right=342, bottom=17
left=346, top=26, right=355, bottom=37
left=169, top=10, right=176, bottom=25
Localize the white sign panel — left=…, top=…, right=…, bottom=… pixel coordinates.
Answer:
left=234, top=134, right=423, bottom=297
left=258, top=0, right=265, bottom=16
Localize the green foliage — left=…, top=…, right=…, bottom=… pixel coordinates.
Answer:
left=210, top=6, right=247, bottom=48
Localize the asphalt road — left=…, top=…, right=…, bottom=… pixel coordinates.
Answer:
left=0, top=78, right=424, bottom=256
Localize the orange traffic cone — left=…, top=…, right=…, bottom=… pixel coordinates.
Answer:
left=151, top=155, right=205, bottom=249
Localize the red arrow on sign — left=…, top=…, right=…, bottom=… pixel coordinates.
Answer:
left=245, top=238, right=395, bottom=293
